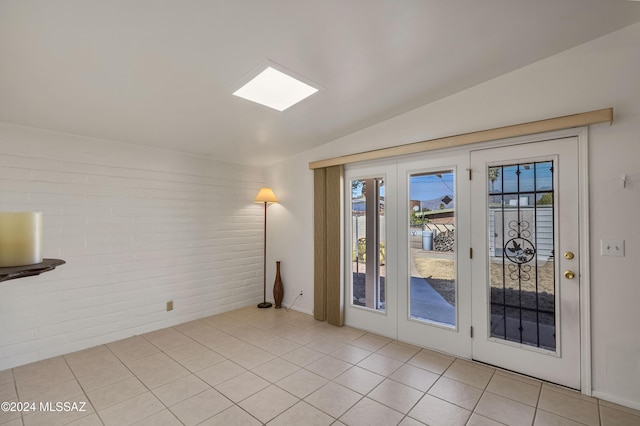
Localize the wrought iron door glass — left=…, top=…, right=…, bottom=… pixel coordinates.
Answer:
left=488, top=161, right=556, bottom=350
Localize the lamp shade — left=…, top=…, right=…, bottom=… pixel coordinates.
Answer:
left=254, top=187, right=278, bottom=203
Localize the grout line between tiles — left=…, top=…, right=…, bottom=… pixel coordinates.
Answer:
left=4, top=307, right=637, bottom=425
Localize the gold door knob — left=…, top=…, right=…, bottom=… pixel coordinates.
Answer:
left=564, top=251, right=575, bottom=260
left=564, top=270, right=575, bottom=280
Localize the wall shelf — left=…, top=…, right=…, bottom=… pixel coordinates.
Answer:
left=0, top=259, right=66, bottom=282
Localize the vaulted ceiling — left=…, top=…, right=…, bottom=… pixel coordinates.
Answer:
left=1, top=1, right=639, bottom=166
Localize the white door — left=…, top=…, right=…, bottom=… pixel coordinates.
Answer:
left=344, top=164, right=398, bottom=338
left=397, top=152, right=472, bottom=357
left=470, top=137, right=581, bottom=389
left=344, top=152, right=473, bottom=358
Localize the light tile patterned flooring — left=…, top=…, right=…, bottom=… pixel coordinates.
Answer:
left=1, top=307, right=639, bottom=426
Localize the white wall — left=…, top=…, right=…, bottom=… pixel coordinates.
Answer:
left=267, top=23, right=640, bottom=408
left=0, top=123, right=265, bottom=370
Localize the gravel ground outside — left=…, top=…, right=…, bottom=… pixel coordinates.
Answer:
left=351, top=254, right=556, bottom=322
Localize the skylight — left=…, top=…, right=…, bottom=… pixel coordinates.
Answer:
left=233, top=66, right=319, bottom=112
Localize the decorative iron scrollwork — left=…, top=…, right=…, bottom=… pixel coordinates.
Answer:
left=505, top=238, right=536, bottom=264
left=507, top=263, right=532, bottom=281
left=504, top=219, right=536, bottom=265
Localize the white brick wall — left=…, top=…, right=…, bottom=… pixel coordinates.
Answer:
left=0, top=123, right=265, bottom=370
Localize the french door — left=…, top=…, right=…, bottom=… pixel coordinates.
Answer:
left=344, top=134, right=584, bottom=389
left=344, top=153, right=471, bottom=356
left=344, top=163, right=399, bottom=338
left=470, top=137, right=581, bottom=389
left=396, top=152, right=471, bottom=357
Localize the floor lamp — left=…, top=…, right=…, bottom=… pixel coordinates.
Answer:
left=255, top=187, right=278, bottom=308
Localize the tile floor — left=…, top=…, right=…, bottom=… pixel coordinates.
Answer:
left=1, top=306, right=639, bottom=426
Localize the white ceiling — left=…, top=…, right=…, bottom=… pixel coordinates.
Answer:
left=1, top=1, right=639, bottom=167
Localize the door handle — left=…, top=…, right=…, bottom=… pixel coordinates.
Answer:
left=564, top=270, right=576, bottom=280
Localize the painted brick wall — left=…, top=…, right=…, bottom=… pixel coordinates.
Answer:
left=0, top=123, right=265, bottom=370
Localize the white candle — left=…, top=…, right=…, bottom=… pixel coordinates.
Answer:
left=0, top=212, right=43, bottom=267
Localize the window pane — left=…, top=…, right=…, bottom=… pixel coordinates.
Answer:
left=351, top=177, right=385, bottom=311
left=408, top=170, right=456, bottom=327
left=502, top=165, right=519, bottom=193
left=488, top=161, right=556, bottom=350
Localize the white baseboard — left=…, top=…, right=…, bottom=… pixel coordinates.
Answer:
left=592, top=391, right=640, bottom=412
left=282, top=304, right=313, bottom=316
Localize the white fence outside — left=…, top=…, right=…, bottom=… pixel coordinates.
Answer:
left=353, top=206, right=552, bottom=258
left=490, top=206, right=553, bottom=260
left=351, top=215, right=386, bottom=251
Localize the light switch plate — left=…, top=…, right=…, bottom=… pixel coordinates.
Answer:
left=601, top=239, right=625, bottom=257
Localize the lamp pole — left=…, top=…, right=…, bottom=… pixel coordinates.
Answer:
left=254, top=187, right=278, bottom=308
left=258, top=200, right=272, bottom=308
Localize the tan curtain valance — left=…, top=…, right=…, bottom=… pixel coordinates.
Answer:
left=309, top=108, right=612, bottom=170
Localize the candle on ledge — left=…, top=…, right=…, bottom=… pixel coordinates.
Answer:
left=0, top=212, right=43, bottom=267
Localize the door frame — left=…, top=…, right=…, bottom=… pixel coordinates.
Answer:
left=340, top=127, right=591, bottom=394
left=467, top=127, right=591, bottom=394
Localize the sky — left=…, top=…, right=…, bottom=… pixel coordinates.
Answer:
left=352, top=161, right=554, bottom=203
left=409, top=171, right=455, bottom=203
left=489, top=161, right=553, bottom=193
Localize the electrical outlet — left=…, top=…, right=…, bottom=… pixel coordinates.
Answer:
left=601, top=239, right=625, bottom=257
left=166, top=301, right=174, bottom=311
left=299, top=289, right=304, bottom=296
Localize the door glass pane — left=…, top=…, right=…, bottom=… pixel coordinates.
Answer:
left=488, top=161, right=556, bottom=350
left=351, top=177, right=385, bottom=311
left=408, top=170, right=456, bottom=327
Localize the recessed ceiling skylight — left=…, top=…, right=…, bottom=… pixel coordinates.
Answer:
left=233, top=65, right=319, bottom=112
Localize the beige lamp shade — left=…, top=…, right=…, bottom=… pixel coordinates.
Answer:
left=254, top=187, right=278, bottom=203
left=0, top=212, right=43, bottom=267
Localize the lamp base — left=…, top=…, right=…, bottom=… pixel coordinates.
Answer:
left=257, top=302, right=273, bottom=309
